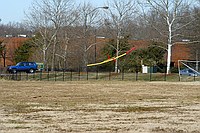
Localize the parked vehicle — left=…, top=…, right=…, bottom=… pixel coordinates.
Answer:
left=179, top=68, right=200, bottom=76
left=7, top=62, right=38, bottom=74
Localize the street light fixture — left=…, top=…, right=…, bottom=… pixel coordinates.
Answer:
left=84, top=6, right=109, bottom=31
left=90, top=6, right=109, bottom=13
left=100, top=6, right=109, bottom=9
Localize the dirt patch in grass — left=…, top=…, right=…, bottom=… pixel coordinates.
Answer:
left=0, top=80, right=200, bottom=133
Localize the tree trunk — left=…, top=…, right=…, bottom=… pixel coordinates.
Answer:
left=115, top=38, right=119, bottom=73
left=43, top=50, right=47, bottom=70
left=83, top=46, right=88, bottom=72
left=166, top=44, right=172, bottom=74
left=167, top=21, right=172, bottom=74
left=51, top=41, right=56, bottom=71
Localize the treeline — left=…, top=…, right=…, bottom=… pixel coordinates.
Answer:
left=0, top=22, right=32, bottom=37
left=1, top=0, right=200, bottom=72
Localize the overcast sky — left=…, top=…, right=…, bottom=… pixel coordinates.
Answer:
left=0, top=0, right=107, bottom=24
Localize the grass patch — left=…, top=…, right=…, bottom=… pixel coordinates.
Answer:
left=14, top=126, right=30, bottom=129
left=71, top=106, right=173, bottom=113
left=8, top=103, right=63, bottom=114
left=8, top=119, right=27, bottom=124
left=115, top=106, right=172, bottom=112
left=1, top=81, right=200, bottom=133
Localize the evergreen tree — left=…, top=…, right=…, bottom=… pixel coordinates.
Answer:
left=14, top=40, right=34, bottom=63
left=125, top=41, right=165, bottom=72
left=0, top=41, right=4, bottom=54
left=101, top=35, right=131, bottom=71
left=0, top=41, right=6, bottom=67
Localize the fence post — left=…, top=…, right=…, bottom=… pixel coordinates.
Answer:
left=70, top=70, right=72, bottom=81
left=11, top=73, right=14, bottom=80
left=96, top=66, right=98, bottom=80
left=63, top=69, right=65, bottom=81
left=47, top=70, right=49, bottom=81
left=26, top=73, right=28, bottom=80
left=135, top=66, right=139, bottom=81
left=150, top=66, right=152, bottom=81
left=87, top=68, right=89, bottom=80
left=16, top=73, right=18, bottom=81
left=19, top=72, right=21, bottom=81
left=78, top=67, right=81, bottom=81
left=33, top=72, right=35, bottom=80
left=164, top=71, right=167, bottom=81
left=109, top=71, right=111, bottom=80
left=55, top=71, right=57, bottom=81
left=135, top=72, right=138, bottom=81
left=40, top=71, right=42, bottom=81
left=122, top=67, right=124, bottom=80
left=164, top=66, right=167, bottom=81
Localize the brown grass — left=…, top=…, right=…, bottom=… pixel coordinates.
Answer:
left=0, top=80, right=200, bottom=133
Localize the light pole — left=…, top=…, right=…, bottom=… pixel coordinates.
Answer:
left=3, top=48, right=6, bottom=67
left=83, top=6, right=108, bottom=71
left=94, top=29, right=97, bottom=63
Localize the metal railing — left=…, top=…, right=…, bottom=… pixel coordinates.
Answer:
left=1, top=67, right=199, bottom=82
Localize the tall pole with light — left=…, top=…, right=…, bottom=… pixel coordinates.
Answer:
left=94, top=29, right=97, bottom=63
left=3, top=48, right=6, bottom=67
left=83, top=6, right=108, bottom=71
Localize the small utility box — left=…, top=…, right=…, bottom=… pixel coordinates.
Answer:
left=142, top=65, right=157, bottom=73
left=142, top=65, right=148, bottom=74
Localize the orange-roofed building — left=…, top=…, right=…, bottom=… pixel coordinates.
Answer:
left=0, top=37, right=29, bottom=67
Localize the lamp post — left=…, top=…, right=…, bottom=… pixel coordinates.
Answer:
left=196, top=50, right=199, bottom=71
left=83, top=6, right=108, bottom=71
left=3, top=48, right=6, bottom=67
left=94, top=29, right=97, bottom=63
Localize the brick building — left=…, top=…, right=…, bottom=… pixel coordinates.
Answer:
left=0, top=37, right=29, bottom=67
left=0, top=37, right=192, bottom=68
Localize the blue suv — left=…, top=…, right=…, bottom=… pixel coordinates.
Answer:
left=7, top=62, right=38, bottom=74
left=180, top=68, right=200, bottom=76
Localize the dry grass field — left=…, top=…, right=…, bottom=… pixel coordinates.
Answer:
left=0, top=80, right=200, bottom=133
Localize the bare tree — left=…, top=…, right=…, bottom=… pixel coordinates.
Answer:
left=105, top=0, right=137, bottom=73
left=140, top=0, right=195, bottom=74
left=187, top=5, right=200, bottom=62
left=0, top=41, right=6, bottom=67
left=26, top=0, right=76, bottom=70
left=0, top=22, right=30, bottom=37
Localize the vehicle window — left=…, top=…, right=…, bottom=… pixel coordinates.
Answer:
left=29, top=63, right=33, bottom=66
left=16, top=62, right=21, bottom=66
left=19, top=63, right=25, bottom=66
left=188, top=70, right=193, bottom=73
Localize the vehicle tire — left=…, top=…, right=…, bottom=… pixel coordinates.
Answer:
left=29, top=69, right=35, bottom=73
left=12, top=69, right=17, bottom=74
